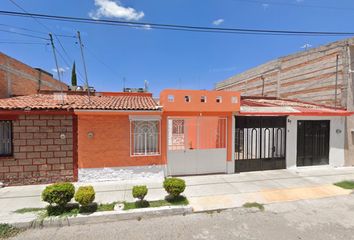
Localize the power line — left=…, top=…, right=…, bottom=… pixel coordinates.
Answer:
left=1, top=10, right=354, bottom=36
left=7, top=0, right=83, bottom=85
left=0, top=28, right=49, bottom=40
left=7, top=1, right=76, bottom=65
left=0, top=41, right=47, bottom=45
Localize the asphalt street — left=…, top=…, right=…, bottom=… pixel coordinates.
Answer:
left=13, top=194, right=354, bottom=240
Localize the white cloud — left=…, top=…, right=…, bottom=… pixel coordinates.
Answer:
left=301, top=43, right=312, bottom=49
left=89, top=0, right=144, bottom=21
left=140, top=24, right=151, bottom=30
left=52, top=67, right=68, bottom=73
left=262, top=3, right=269, bottom=9
left=212, top=19, right=224, bottom=26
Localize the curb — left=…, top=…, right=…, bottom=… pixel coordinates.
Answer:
left=12, top=205, right=193, bottom=229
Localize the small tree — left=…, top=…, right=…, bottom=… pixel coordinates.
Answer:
left=163, top=178, right=186, bottom=199
left=71, top=62, right=77, bottom=86
left=132, top=185, right=148, bottom=201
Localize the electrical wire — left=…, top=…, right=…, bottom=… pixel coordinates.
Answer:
left=1, top=10, right=354, bottom=36
left=0, top=28, right=49, bottom=40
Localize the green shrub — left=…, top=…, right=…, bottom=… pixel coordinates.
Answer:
left=75, top=186, right=95, bottom=206
left=132, top=185, right=148, bottom=201
left=41, top=182, right=75, bottom=207
left=46, top=203, right=80, bottom=217
left=0, top=223, right=22, bottom=239
left=163, top=178, right=186, bottom=198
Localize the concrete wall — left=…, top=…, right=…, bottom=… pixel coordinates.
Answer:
left=0, top=114, right=76, bottom=186
left=0, top=52, right=67, bottom=98
left=78, top=165, right=165, bottom=182
left=286, top=116, right=345, bottom=168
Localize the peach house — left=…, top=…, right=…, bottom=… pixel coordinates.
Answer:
left=0, top=89, right=352, bottom=185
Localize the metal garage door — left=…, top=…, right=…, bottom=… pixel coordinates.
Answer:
left=235, top=116, right=286, bottom=172
left=167, top=117, right=227, bottom=175
left=297, top=120, right=330, bottom=166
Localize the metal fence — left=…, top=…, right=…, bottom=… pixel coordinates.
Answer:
left=168, top=117, right=227, bottom=151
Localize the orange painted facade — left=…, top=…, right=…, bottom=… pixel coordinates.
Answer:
left=77, top=89, right=241, bottom=171
left=77, top=113, right=165, bottom=168
left=160, top=89, right=240, bottom=112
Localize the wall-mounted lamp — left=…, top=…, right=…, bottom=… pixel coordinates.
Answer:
left=87, top=131, right=94, bottom=139
left=59, top=133, right=66, bottom=139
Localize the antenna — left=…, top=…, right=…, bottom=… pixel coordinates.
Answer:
left=77, top=31, right=90, bottom=103
left=49, top=33, right=64, bottom=103
left=144, top=80, right=149, bottom=92
left=123, top=77, right=126, bottom=91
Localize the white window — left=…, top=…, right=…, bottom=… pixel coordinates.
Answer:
left=131, top=120, right=160, bottom=156
left=185, top=96, right=191, bottom=102
left=200, top=96, right=207, bottom=103
left=216, top=96, right=222, bottom=103
left=231, top=96, right=238, bottom=104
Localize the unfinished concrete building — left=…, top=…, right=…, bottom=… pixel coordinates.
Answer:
left=216, top=37, right=354, bottom=167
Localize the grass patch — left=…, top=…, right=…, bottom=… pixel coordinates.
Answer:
left=334, top=180, right=354, bottom=189
left=14, top=208, right=45, bottom=214
left=243, top=202, right=265, bottom=211
left=0, top=224, right=22, bottom=239
left=123, top=196, right=188, bottom=210
left=97, top=202, right=118, bottom=212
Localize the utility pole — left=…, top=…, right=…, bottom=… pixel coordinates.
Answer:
left=77, top=31, right=90, bottom=102
left=49, top=33, right=64, bottom=102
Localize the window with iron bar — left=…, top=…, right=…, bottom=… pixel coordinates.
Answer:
left=0, top=121, right=12, bottom=156
left=131, top=120, right=160, bottom=156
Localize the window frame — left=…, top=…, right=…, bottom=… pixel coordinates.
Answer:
left=0, top=120, right=13, bottom=157
left=130, top=118, right=161, bottom=157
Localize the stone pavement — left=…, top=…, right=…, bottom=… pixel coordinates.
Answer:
left=1, top=166, right=354, bottom=223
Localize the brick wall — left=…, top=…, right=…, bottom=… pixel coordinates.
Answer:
left=0, top=114, right=76, bottom=186
left=0, top=52, right=68, bottom=99
left=216, top=37, right=354, bottom=108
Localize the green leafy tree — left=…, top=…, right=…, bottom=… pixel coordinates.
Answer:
left=71, top=62, right=77, bottom=86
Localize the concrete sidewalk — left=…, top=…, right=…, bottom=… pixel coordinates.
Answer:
left=1, top=166, right=354, bottom=223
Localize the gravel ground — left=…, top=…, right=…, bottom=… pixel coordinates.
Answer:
left=12, top=194, right=354, bottom=240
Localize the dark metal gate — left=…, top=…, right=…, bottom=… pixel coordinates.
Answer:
left=297, top=120, right=330, bottom=166
left=235, top=116, right=286, bottom=172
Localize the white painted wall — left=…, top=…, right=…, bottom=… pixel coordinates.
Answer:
left=286, top=116, right=345, bottom=168
left=167, top=149, right=227, bottom=175
left=78, top=165, right=166, bottom=182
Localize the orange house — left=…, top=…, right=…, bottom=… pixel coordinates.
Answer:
left=76, top=89, right=240, bottom=181
left=160, top=89, right=240, bottom=175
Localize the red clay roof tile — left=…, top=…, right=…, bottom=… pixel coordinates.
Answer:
left=0, top=94, right=159, bottom=111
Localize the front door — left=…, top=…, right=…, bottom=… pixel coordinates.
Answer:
left=235, top=116, right=286, bottom=172
left=297, top=120, right=330, bottom=166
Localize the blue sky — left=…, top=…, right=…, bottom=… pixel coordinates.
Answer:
left=1, top=0, right=354, bottom=97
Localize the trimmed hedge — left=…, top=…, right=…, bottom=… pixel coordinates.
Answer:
left=163, top=178, right=186, bottom=198
left=132, top=185, right=148, bottom=201
left=75, top=186, right=95, bottom=206
left=42, top=182, right=75, bottom=207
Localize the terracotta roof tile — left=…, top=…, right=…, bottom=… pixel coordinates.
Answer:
left=0, top=94, right=159, bottom=111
